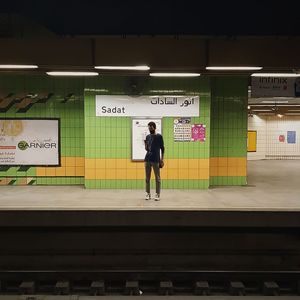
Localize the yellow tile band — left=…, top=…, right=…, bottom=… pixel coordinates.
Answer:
left=36, top=157, right=85, bottom=177
left=36, top=157, right=246, bottom=178
left=84, top=158, right=210, bottom=180
left=209, top=157, right=247, bottom=176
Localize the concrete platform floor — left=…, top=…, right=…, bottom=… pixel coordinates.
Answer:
left=0, top=160, right=299, bottom=211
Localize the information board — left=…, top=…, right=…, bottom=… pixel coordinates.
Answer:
left=174, top=118, right=191, bottom=142
left=132, top=118, right=162, bottom=161
left=96, top=95, right=199, bottom=117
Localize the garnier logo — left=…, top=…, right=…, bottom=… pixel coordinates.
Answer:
left=18, top=141, right=57, bottom=150
left=18, top=141, right=29, bottom=150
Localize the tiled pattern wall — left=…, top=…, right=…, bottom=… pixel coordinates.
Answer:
left=247, top=115, right=300, bottom=160
left=210, top=77, right=248, bottom=185
left=84, top=76, right=211, bottom=189
left=0, top=75, right=249, bottom=188
left=0, top=75, right=84, bottom=185
left=247, top=115, right=267, bottom=160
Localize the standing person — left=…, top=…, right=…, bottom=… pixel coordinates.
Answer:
left=144, top=121, right=165, bottom=201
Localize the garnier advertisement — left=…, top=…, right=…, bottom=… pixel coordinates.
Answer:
left=0, top=119, right=60, bottom=166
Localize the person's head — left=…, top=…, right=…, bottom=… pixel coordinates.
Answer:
left=148, top=121, right=156, bottom=134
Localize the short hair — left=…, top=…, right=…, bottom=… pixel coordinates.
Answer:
left=148, top=121, right=156, bottom=129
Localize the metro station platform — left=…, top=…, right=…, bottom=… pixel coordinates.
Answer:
left=0, top=160, right=299, bottom=228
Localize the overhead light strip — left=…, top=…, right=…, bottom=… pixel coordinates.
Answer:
left=0, top=65, right=38, bottom=69
left=251, top=73, right=300, bottom=77
left=149, top=90, right=185, bottom=93
left=95, top=65, right=150, bottom=71
left=249, top=104, right=300, bottom=107
left=252, top=109, right=273, bottom=112
left=47, top=72, right=99, bottom=76
left=150, top=73, right=200, bottom=77
left=206, top=66, right=262, bottom=71
left=261, top=100, right=289, bottom=103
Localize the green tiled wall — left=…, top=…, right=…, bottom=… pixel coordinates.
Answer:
left=84, top=179, right=210, bottom=189
left=210, top=76, right=248, bottom=185
left=0, top=75, right=84, bottom=185
left=1, top=75, right=249, bottom=188
left=84, top=76, right=211, bottom=189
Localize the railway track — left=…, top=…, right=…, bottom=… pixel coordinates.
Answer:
left=0, top=270, right=299, bottom=296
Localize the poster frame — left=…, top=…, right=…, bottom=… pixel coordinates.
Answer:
left=0, top=118, right=61, bottom=167
left=131, top=118, right=162, bottom=161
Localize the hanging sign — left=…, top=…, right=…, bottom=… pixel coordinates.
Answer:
left=251, top=76, right=296, bottom=97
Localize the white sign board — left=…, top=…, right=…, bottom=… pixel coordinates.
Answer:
left=132, top=118, right=162, bottom=161
left=174, top=118, right=192, bottom=142
left=251, top=76, right=296, bottom=97
left=96, top=95, right=199, bottom=117
left=0, top=119, right=60, bottom=166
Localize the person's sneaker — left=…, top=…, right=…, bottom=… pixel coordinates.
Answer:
left=145, top=193, right=151, bottom=200
left=154, top=193, right=160, bottom=201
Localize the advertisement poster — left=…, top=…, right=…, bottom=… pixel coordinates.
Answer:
left=191, top=124, right=206, bottom=141
left=0, top=119, right=60, bottom=166
left=173, top=118, right=191, bottom=142
left=251, top=76, right=296, bottom=97
left=247, top=131, right=257, bottom=152
left=279, top=135, right=285, bottom=142
left=287, top=131, right=296, bottom=144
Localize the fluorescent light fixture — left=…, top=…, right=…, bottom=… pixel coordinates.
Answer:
left=47, top=71, right=99, bottom=76
left=250, top=104, right=300, bottom=106
left=149, top=89, right=185, bottom=93
left=149, top=95, right=187, bottom=98
left=85, top=88, right=109, bottom=92
left=0, top=65, right=38, bottom=69
left=252, top=109, right=273, bottom=112
left=277, top=114, right=284, bottom=118
left=272, top=97, right=293, bottom=99
left=262, top=100, right=289, bottom=104
left=95, top=65, right=150, bottom=71
left=251, top=73, right=300, bottom=77
left=150, top=73, right=200, bottom=77
left=252, top=109, right=272, bottom=112
left=206, top=66, right=262, bottom=71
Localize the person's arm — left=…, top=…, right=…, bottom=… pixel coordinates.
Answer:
left=144, top=136, right=149, bottom=151
left=160, top=135, right=165, bottom=161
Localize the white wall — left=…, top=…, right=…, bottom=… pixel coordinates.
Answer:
left=266, top=116, right=300, bottom=159
left=247, top=115, right=267, bottom=160
left=247, top=115, right=300, bottom=160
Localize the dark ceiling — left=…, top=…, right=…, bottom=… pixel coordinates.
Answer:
left=1, top=0, right=300, bottom=36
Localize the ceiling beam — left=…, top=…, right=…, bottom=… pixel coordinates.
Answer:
left=0, top=36, right=299, bottom=72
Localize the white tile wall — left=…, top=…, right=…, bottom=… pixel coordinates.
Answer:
left=266, top=116, right=300, bottom=159
left=248, top=115, right=300, bottom=160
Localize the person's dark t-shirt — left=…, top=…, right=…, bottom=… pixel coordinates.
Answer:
left=144, top=133, right=165, bottom=163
